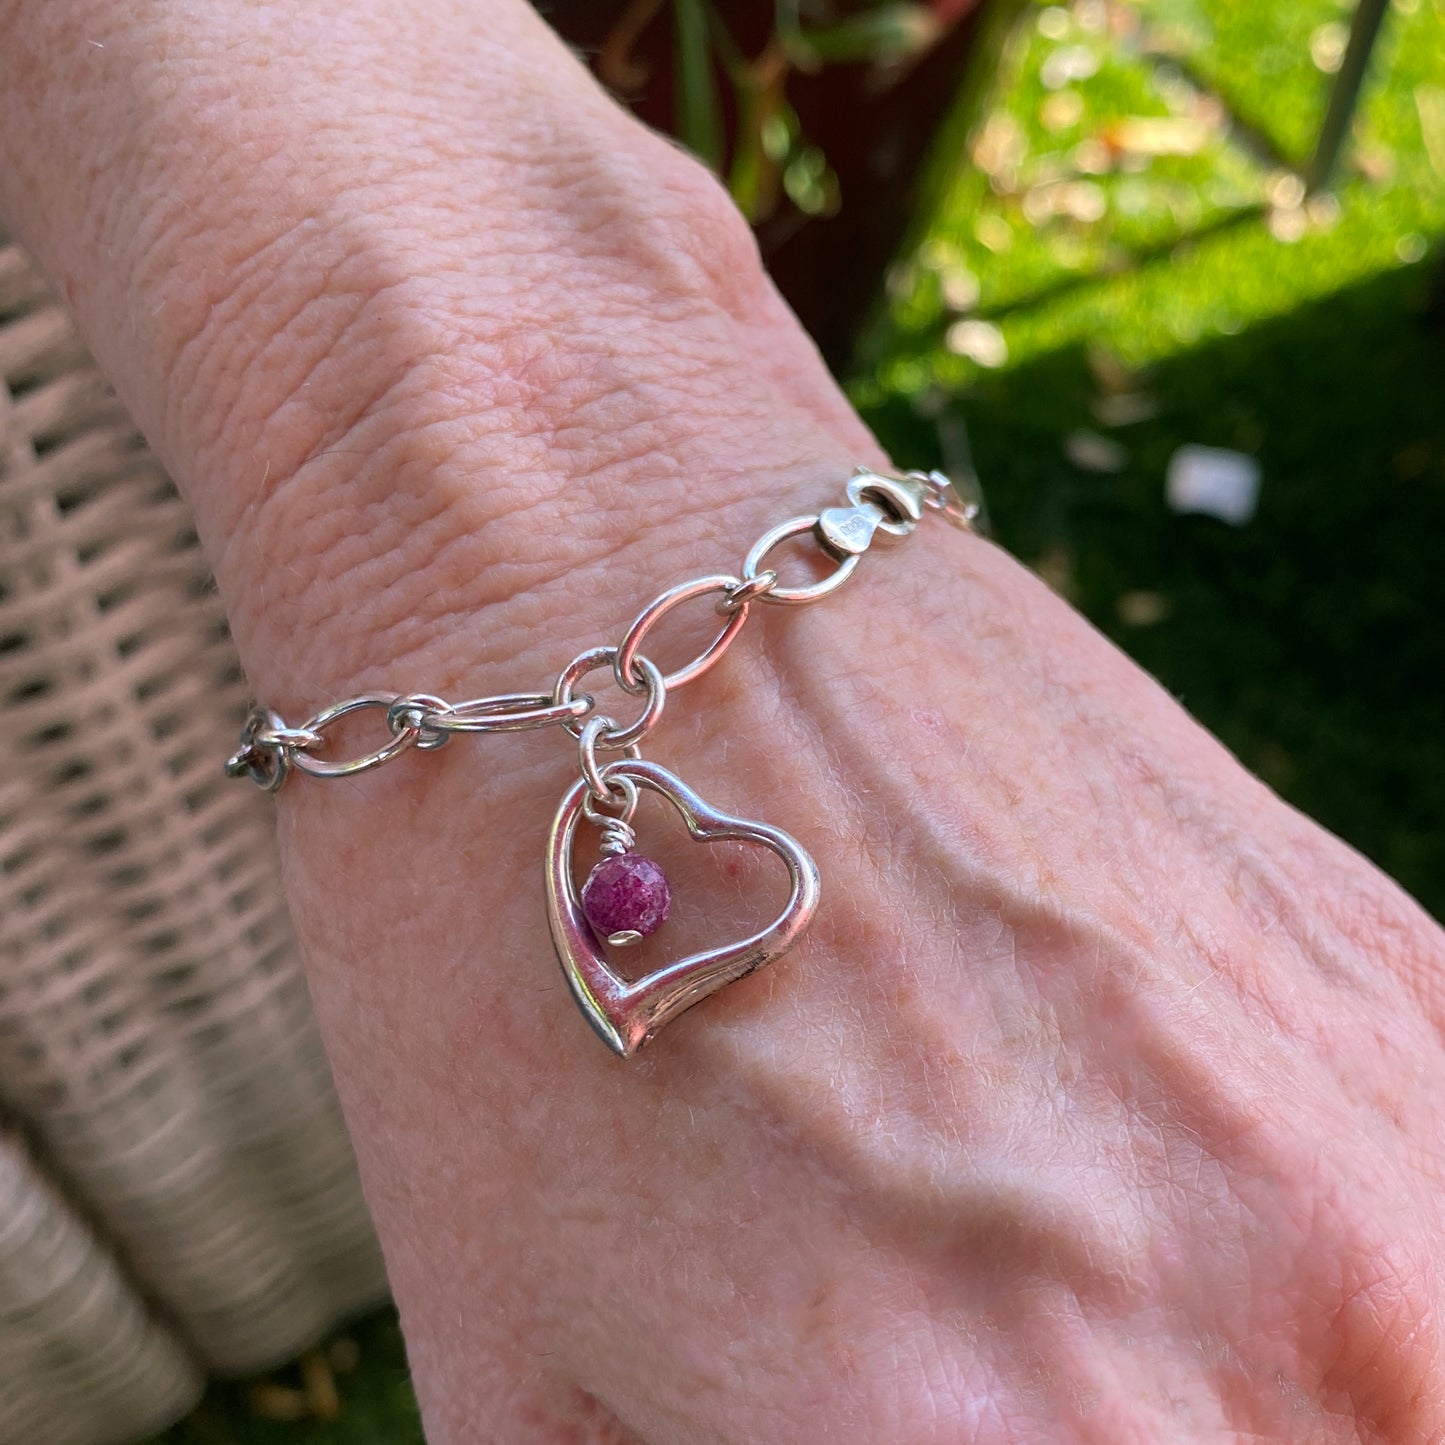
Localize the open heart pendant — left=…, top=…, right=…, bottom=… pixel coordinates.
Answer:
left=545, top=759, right=820, bottom=1056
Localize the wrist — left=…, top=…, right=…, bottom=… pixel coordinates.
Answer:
left=0, top=0, right=883, bottom=711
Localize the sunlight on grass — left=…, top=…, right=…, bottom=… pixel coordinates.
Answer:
left=857, top=0, right=1445, bottom=397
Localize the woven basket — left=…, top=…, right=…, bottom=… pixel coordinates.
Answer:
left=0, top=226, right=389, bottom=1444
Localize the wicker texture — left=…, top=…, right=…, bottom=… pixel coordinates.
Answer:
left=0, top=226, right=389, bottom=1441
left=0, top=1127, right=201, bottom=1445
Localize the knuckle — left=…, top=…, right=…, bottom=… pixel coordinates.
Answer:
left=1298, top=1186, right=1445, bottom=1439
left=648, top=151, right=768, bottom=306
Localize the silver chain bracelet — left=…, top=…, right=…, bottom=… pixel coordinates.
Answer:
left=226, top=467, right=979, bottom=1055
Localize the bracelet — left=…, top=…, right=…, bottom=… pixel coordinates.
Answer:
left=226, top=467, right=979, bottom=1055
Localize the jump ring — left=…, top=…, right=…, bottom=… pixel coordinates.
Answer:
left=577, top=716, right=640, bottom=802
left=554, top=648, right=665, bottom=748
left=225, top=707, right=293, bottom=792
left=717, top=570, right=778, bottom=614
left=387, top=693, right=451, bottom=751
left=579, top=716, right=613, bottom=801
left=253, top=721, right=324, bottom=752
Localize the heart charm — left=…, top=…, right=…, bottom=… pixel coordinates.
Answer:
left=545, top=759, right=820, bottom=1056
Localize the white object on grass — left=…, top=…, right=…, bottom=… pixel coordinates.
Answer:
left=1065, top=430, right=1128, bottom=473
left=1166, top=445, right=1261, bottom=525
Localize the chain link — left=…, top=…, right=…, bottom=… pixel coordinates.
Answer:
left=717, top=570, right=778, bottom=614
left=615, top=575, right=754, bottom=691
left=553, top=648, right=666, bottom=749
left=577, top=716, right=643, bottom=805
left=387, top=693, right=452, bottom=750
left=741, top=515, right=860, bottom=605
left=225, top=708, right=295, bottom=793
left=422, top=692, right=593, bottom=735
left=287, top=693, right=422, bottom=779
left=225, top=467, right=978, bottom=789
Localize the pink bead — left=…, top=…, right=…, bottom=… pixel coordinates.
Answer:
left=581, top=854, right=670, bottom=940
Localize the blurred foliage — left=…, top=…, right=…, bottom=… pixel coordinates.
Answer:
left=857, top=0, right=1445, bottom=915
left=644, top=0, right=941, bottom=219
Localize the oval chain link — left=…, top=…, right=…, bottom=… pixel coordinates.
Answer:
left=615, top=574, right=754, bottom=691
left=424, top=691, right=593, bottom=735
left=288, top=693, right=424, bottom=779
left=741, top=516, right=859, bottom=605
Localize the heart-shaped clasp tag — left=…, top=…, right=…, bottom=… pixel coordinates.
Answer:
left=545, top=760, right=820, bottom=1056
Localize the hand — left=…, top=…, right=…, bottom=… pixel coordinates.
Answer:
left=4, top=3, right=1443, bottom=1440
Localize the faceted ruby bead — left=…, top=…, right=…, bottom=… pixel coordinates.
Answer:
left=581, top=854, right=670, bottom=940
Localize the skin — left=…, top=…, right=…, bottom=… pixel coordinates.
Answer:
left=3, top=2, right=1443, bottom=1440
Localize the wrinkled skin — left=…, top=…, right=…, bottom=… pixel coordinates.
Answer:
left=3, top=2, right=1443, bottom=1440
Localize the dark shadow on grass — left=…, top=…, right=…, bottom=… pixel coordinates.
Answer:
left=863, top=258, right=1445, bottom=919
left=1133, top=42, right=1301, bottom=175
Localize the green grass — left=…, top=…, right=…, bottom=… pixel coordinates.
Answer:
left=857, top=0, right=1445, bottom=919
left=1145, top=0, right=1363, bottom=166
left=863, top=0, right=1445, bottom=390
left=151, top=3, right=1445, bottom=1439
